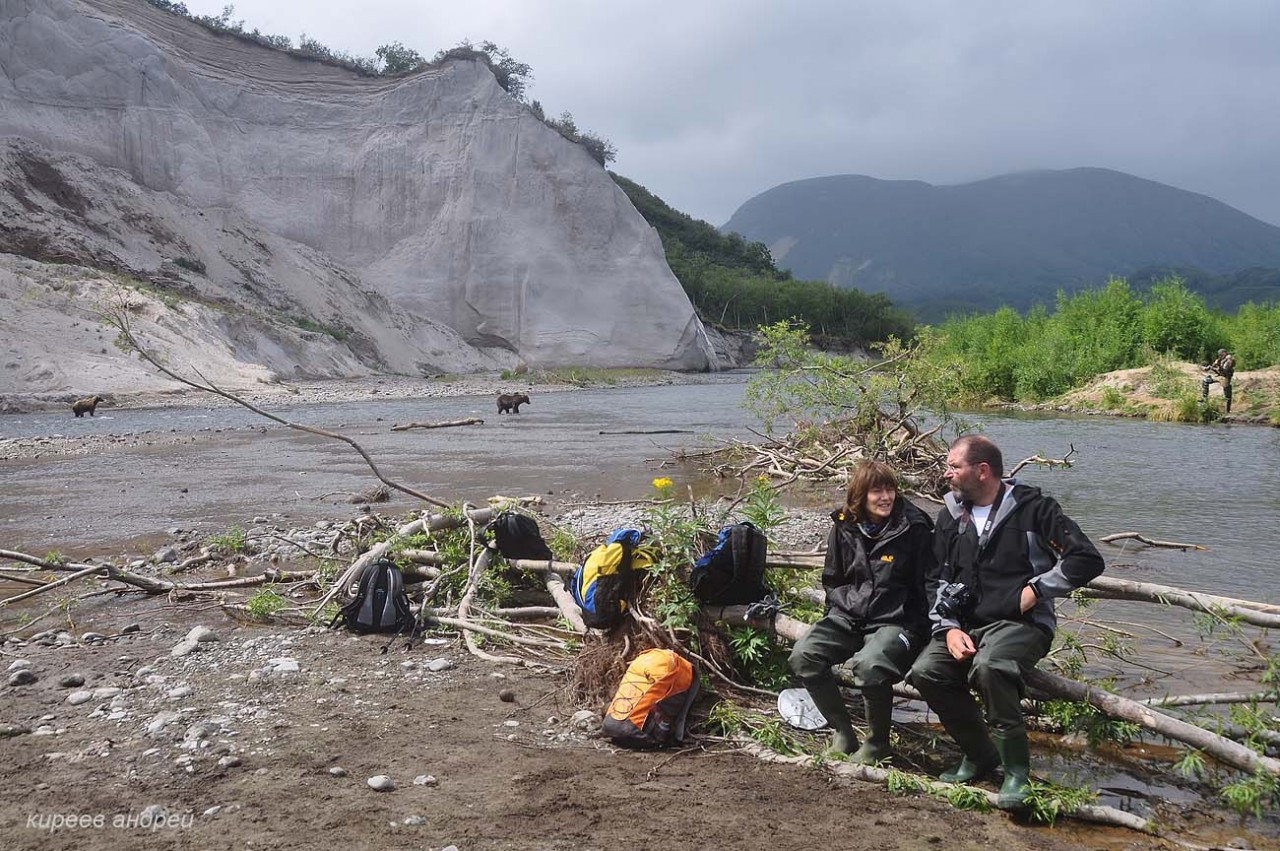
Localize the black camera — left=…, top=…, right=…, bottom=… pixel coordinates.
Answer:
left=936, top=582, right=975, bottom=621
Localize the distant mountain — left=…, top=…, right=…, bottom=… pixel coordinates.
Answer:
left=722, top=169, right=1280, bottom=320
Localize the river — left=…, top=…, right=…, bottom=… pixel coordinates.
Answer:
left=7, top=376, right=1274, bottom=592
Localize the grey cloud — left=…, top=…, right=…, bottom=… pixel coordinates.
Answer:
left=180, top=1, right=1280, bottom=226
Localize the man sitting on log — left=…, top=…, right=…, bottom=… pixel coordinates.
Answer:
left=909, top=435, right=1105, bottom=810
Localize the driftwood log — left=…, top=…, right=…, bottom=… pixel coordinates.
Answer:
left=702, top=603, right=1280, bottom=779
left=391, top=417, right=484, bottom=431
left=736, top=740, right=1153, bottom=834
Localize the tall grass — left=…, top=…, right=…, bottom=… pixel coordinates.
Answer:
left=923, top=276, right=1280, bottom=403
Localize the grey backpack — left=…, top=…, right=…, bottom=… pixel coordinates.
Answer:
left=332, top=559, right=414, bottom=635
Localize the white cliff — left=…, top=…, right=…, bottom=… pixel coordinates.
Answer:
left=0, top=0, right=714, bottom=403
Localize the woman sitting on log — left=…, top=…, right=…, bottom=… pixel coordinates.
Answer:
left=788, top=459, right=935, bottom=763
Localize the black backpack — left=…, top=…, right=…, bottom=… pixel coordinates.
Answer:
left=332, top=558, right=415, bottom=635
left=690, top=521, right=769, bottom=605
left=489, top=511, right=555, bottom=562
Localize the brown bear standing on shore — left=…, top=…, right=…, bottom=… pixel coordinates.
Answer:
left=496, top=392, right=530, bottom=414
left=71, top=395, right=105, bottom=417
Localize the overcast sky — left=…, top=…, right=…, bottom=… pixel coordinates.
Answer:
left=182, top=1, right=1280, bottom=228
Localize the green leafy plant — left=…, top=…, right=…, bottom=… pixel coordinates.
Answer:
left=1025, top=780, right=1097, bottom=825
left=1173, top=749, right=1206, bottom=780
left=548, top=527, right=579, bottom=562
left=1099, top=385, right=1124, bottom=410
left=245, top=587, right=287, bottom=620
left=741, top=475, right=786, bottom=533
left=725, top=626, right=791, bottom=690
left=941, top=784, right=992, bottom=812
left=206, top=525, right=248, bottom=554
left=639, top=477, right=714, bottom=632
left=1219, top=770, right=1280, bottom=819
left=885, top=768, right=929, bottom=794
left=705, top=700, right=804, bottom=755
left=1041, top=699, right=1141, bottom=746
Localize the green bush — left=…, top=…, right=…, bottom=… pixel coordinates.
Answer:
left=922, top=275, right=1276, bottom=404
left=1141, top=278, right=1224, bottom=362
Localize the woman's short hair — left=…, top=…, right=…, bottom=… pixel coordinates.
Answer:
left=844, top=459, right=899, bottom=523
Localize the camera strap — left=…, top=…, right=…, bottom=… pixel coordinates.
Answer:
left=961, top=484, right=1006, bottom=552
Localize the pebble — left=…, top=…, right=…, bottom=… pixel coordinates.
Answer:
left=59, top=674, right=86, bottom=688
left=140, top=804, right=167, bottom=821
left=203, top=805, right=222, bottom=817
left=80, top=632, right=107, bottom=643
left=328, top=766, right=348, bottom=777
left=167, top=686, right=194, bottom=699
left=367, top=775, right=395, bottom=792
left=122, top=624, right=141, bottom=635
left=413, top=774, right=438, bottom=787
left=186, top=626, right=220, bottom=643
left=184, top=721, right=220, bottom=742
left=147, top=711, right=182, bottom=735
left=402, top=815, right=427, bottom=825
left=498, top=688, right=516, bottom=702
left=570, top=709, right=600, bottom=731
left=7, top=669, right=38, bottom=687
left=7, top=659, right=32, bottom=671
left=426, top=658, right=453, bottom=673
left=67, top=690, right=94, bottom=706
left=218, top=755, right=242, bottom=768
left=170, top=639, right=201, bottom=658
left=91, top=687, right=121, bottom=699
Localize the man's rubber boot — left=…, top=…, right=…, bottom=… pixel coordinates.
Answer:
left=993, top=730, right=1033, bottom=810
left=803, top=676, right=859, bottom=755
left=935, top=701, right=998, bottom=784
left=849, top=686, right=894, bottom=765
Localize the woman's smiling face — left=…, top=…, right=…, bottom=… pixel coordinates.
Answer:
left=865, top=484, right=896, bottom=522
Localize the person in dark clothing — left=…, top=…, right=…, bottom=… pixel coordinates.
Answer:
left=788, top=459, right=934, bottom=763
left=1201, top=348, right=1235, bottom=412
left=909, top=435, right=1104, bottom=809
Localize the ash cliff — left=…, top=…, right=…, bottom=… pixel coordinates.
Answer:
left=0, top=0, right=714, bottom=402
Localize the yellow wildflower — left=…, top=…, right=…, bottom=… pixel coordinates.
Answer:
left=652, top=477, right=674, bottom=491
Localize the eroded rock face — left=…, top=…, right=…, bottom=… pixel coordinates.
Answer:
left=0, top=0, right=715, bottom=382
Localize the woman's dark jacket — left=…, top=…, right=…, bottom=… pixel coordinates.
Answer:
left=823, top=498, right=934, bottom=637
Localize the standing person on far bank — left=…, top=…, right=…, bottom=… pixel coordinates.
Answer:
left=1202, top=348, right=1235, bottom=413
left=789, top=459, right=934, bottom=764
left=909, top=436, right=1104, bottom=809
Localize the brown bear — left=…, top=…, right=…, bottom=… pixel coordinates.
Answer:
left=496, top=392, right=530, bottom=414
left=71, top=395, right=105, bottom=417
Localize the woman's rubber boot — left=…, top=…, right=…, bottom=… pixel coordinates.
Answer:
left=993, top=730, right=1032, bottom=810
left=803, top=677, right=859, bottom=755
left=849, top=686, right=894, bottom=765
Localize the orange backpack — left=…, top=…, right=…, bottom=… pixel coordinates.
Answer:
left=602, top=648, right=698, bottom=748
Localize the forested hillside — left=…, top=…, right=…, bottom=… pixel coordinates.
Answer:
left=613, top=174, right=913, bottom=345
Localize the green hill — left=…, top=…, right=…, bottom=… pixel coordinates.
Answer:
left=722, top=169, right=1280, bottom=321
left=613, top=173, right=913, bottom=344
